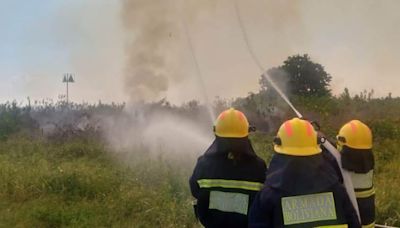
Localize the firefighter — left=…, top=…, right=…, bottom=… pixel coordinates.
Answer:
left=189, top=108, right=267, bottom=228
left=337, top=120, right=375, bottom=228
left=249, top=118, right=361, bottom=228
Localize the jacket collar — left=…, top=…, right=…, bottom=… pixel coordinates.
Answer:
left=266, top=153, right=339, bottom=194
left=204, top=136, right=257, bottom=159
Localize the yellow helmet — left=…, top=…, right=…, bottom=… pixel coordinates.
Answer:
left=274, top=118, right=321, bottom=156
left=337, top=120, right=372, bottom=150
left=214, top=108, right=249, bottom=138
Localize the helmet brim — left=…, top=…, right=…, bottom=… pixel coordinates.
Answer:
left=342, top=144, right=372, bottom=150
left=215, top=132, right=249, bottom=138
left=274, top=145, right=322, bottom=156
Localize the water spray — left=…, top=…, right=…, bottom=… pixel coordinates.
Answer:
left=233, top=0, right=361, bottom=222
left=181, top=14, right=216, bottom=124
left=233, top=0, right=303, bottom=118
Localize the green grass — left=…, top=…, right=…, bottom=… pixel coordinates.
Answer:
left=0, top=136, right=198, bottom=227
left=0, top=133, right=399, bottom=227
left=374, top=139, right=400, bottom=225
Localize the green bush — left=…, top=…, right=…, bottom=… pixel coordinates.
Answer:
left=369, top=120, right=400, bottom=139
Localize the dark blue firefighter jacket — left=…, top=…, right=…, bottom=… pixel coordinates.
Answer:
left=249, top=153, right=361, bottom=228
left=189, top=137, right=267, bottom=228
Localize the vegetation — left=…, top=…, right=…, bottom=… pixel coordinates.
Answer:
left=260, top=54, right=332, bottom=98
left=0, top=55, right=399, bottom=227
left=0, top=136, right=196, bottom=227
left=0, top=93, right=399, bottom=227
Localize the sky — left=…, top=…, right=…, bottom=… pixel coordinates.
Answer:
left=0, top=0, right=399, bottom=104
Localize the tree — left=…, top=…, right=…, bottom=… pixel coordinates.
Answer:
left=262, top=54, right=332, bottom=97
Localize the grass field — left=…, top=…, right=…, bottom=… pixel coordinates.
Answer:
left=0, top=131, right=399, bottom=227
left=0, top=136, right=196, bottom=227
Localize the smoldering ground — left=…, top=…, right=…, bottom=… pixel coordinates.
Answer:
left=100, top=102, right=214, bottom=159
left=30, top=101, right=214, bottom=163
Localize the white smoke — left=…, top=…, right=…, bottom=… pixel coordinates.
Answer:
left=100, top=104, right=214, bottom=160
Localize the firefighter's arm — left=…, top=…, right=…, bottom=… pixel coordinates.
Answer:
left=189, top=160, right=201, bottom=199
left=189, top=159, right=202, bottom=219
left=248, top=189, right=273, bottom=228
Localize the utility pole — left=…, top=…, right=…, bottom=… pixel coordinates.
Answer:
left=62, top=73, right=75, bottom=105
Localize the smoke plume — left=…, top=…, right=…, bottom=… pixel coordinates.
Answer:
left=121, top=0, right=216, bottom=103
left=121, top=0, right=179, bottom=102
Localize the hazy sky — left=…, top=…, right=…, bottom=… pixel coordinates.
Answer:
left=1, top=0, right=399, bottom=104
